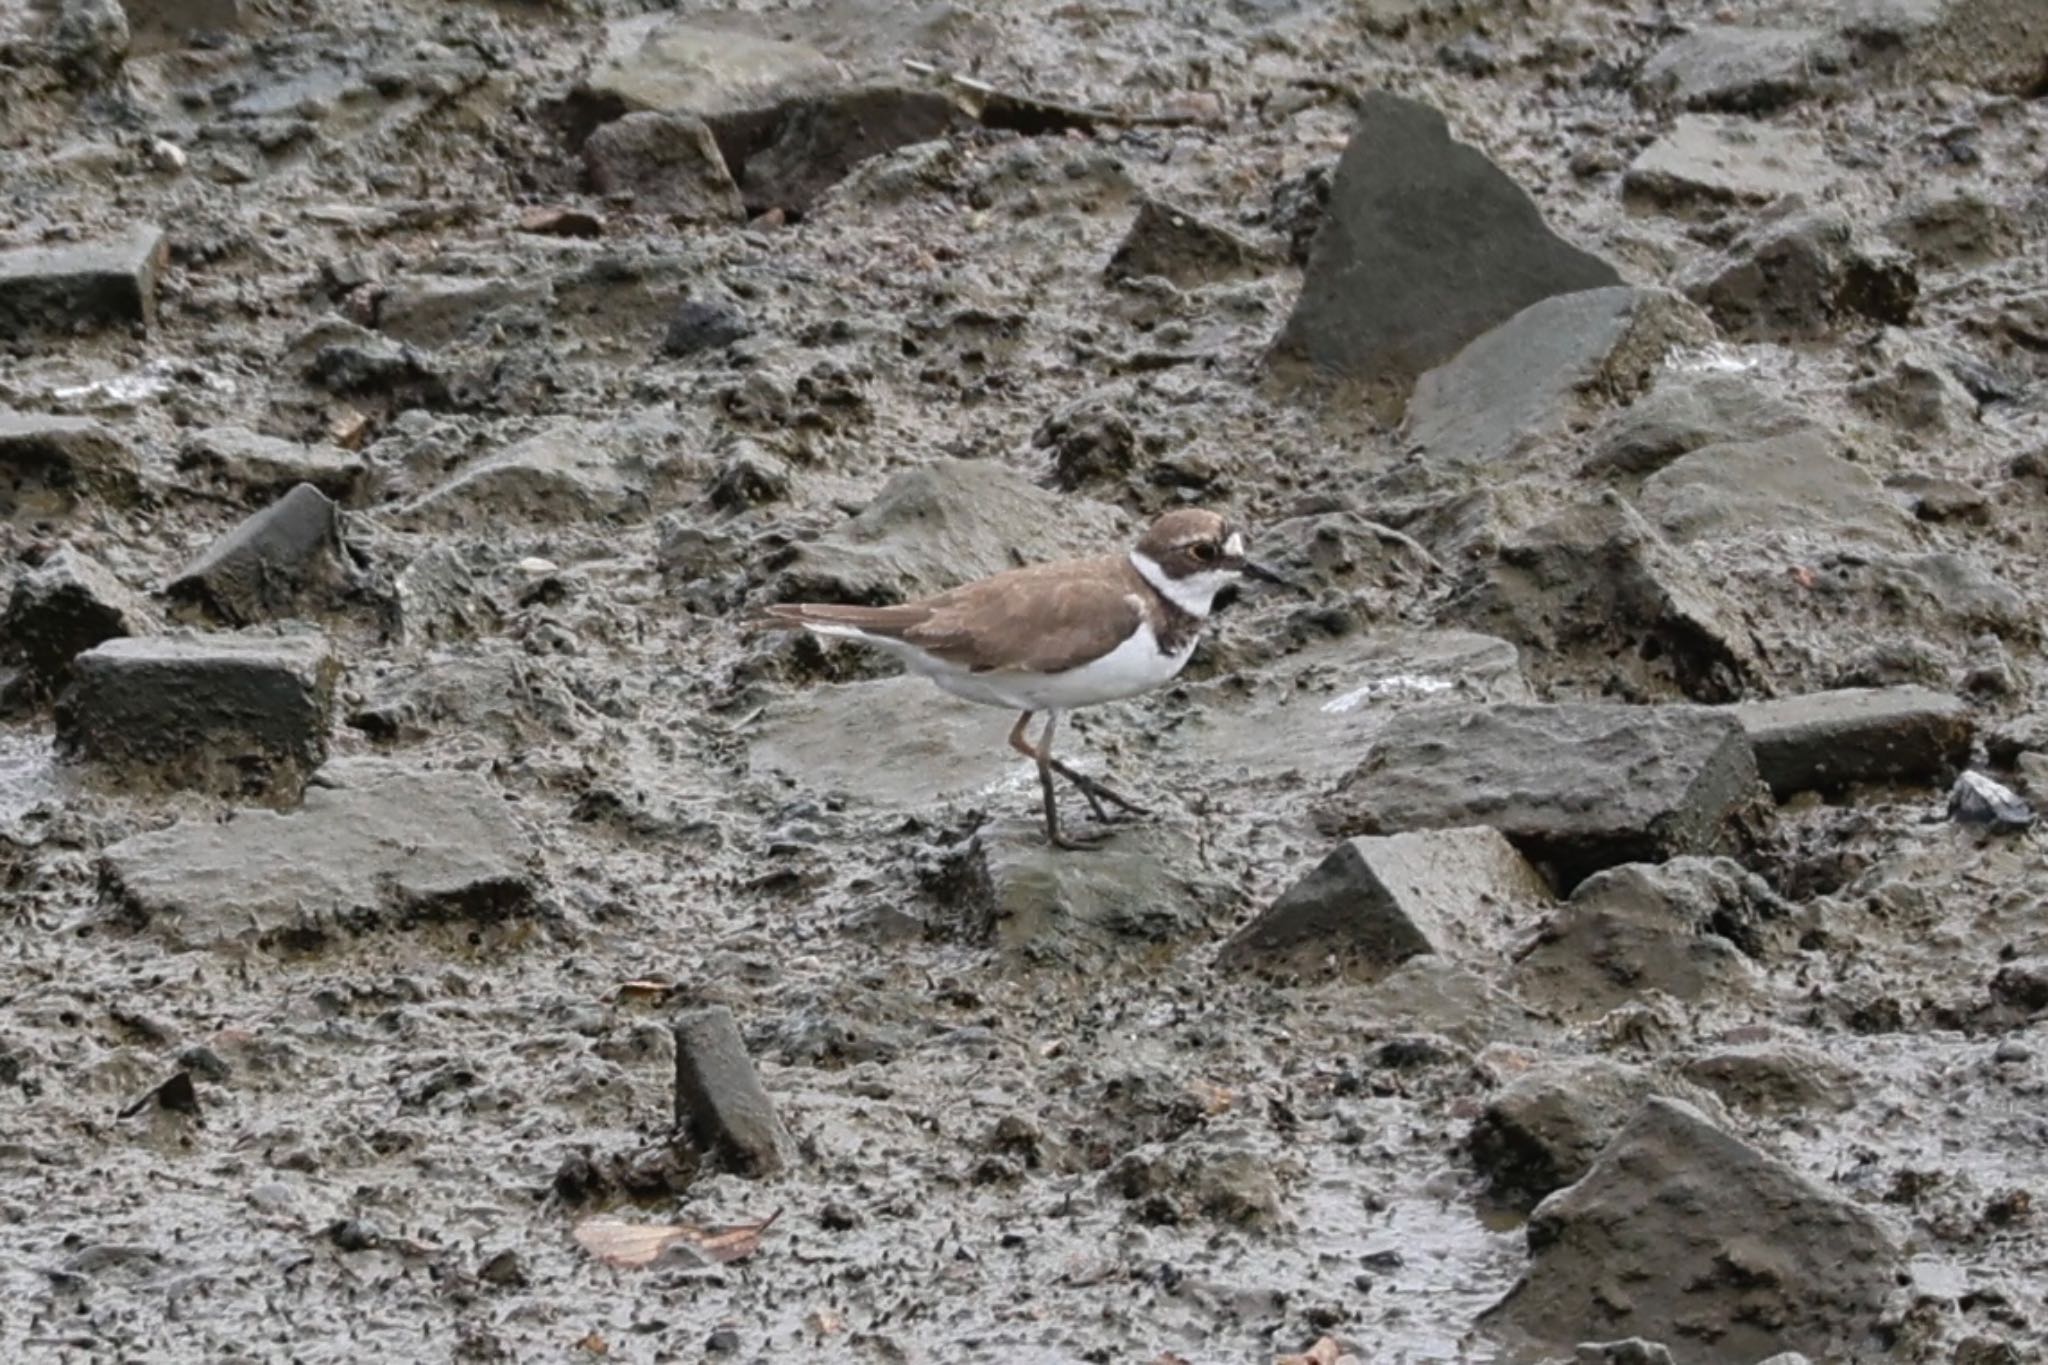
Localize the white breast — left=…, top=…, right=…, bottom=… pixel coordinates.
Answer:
left=925, top=614, right=1197, bottom=711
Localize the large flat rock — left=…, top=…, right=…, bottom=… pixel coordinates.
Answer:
left=0, top=225, right=167, bottom=337
left=1638, top=429, right=1919, bottom=550
left=1622, top=117, right=1836, bottom=210
left=1269, top=92, right=1619, bottom=420
left=0, top=410, right=142, bottom=514
left=99, top=766, right=537, bottom=952
left=1729, top=686, right=1973, bottom=797
left=1318, top=702, right=1768, bottom=887
left=1485, top=1098, right=1902, bottom=1362
left=1404, top=287, right=1715, bottom=472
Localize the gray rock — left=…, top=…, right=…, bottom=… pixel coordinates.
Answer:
left=1269, top=93, right=1619, bottom=420
left=1787, top=0, right=2048, bottom=95
left=403, top=426, right=645, bottom=528
left=0, top=226, right=166, bottom=337
left=58, top=632, right=339, bottom=801
left=53, top=0, right=129, bottom=84
left=1, top=549, right=154, bottom=694
left=1575, top=1342, right=1676, bottom=1365
left=662, top=297, right=752, bottom=357
left=746, top=86, right=974, bottom=216
left=123, top=0, right=243, bottom=52
left=1885, top=189, right=2020, bottom=267
left=1622, top=117, right=1836, bottom=210
left=1582, top=372, right=1812, bottom=480
left=749, top=676, right=1022, bottom=806
left=1513, top=857, right=1777, bottom=1016
left=1849, top=351, right=1977, bottom=433
left=1405, top=288, right=1716, bottom=472
left=1472, top=1058, right=1716, bottom=1210
left=1034, top=397, right=1138, bottom=489
left=1102, top=1142, right=1281, bottom=1229
left=1683, top=210, right=1917, bottom=340
left=671, top=1005, right=791, bottom=1178
left=1105, top=198, right=1270, bottom=288
left=1730, top=686, right=1973, bottom=797
left=939, top=818, right=1227, bottom=967
left=99, top=766, right=535, bottom=951
left=1459, top=493, right=1761, bottom=703
left=1639, top=429, right=1918, bottom=550
left=1220, top=827, right=1549, bottom=977
left=1636, top=27, right=1837, bottom=111
left=1864, top=551, right=2028, bottom=639
left=581, top=112, right=744, bottom=222
left=1680, top=1043, right=1858, bottom=1116
left=1363, top=955, right=1545, bottom=1051
left=1320, top=702, right=1768, bottom=888
left=0, top=409, right=142, bottom=512
left=771, top=457, right=1124, bottom=604
left=374, top=274, right=555, bottom=348
left=347, top=654, right=575, bottom=746
left=1484, top=1098, right=1902, bottom=1362
left=176, top=426, right=369, bottom=505
left=165, top=484, right=355, bottom=627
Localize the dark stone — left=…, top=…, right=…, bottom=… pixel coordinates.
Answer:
left=0, top=226, right=166, bottom=336
left=1484, top=1099, right=1903, bottom=1362
left=1319, top=702, right=1768, bottom=889
left=1730, top=686, right=1973, bottom=798
left=662, top=298, right=752, bottom=357
left=1581, top=373, right=1810, bottom=479
left=0, top=409, right=142, bottom=513
left=1636, top=26, right=1835, bottom=112
left=582, top=111, right=744, bottom=222
left=706, top=444, right=790, bottom=510
left=1680, top=1043, right=1857, bottom=1117
left=1105, top=197, right=1270, bottom=288
left=1575, top=1342, right=1676, bottom=1365
left=1269, top=93, right=1619, bottom=420
left=1034, top=397, right=1138, bottom=488
left=176, top=426, right=369, bottom=505
left=1684, top=210, right=1917, bottom=340
left=672, top=1005, right=791, bottom=1177
left=1269, top=164, right=1331, bottom=265
left=98, top=765, right=538, bottom=952
left=165, top=483, right=355, bottom=626
left=741, top=87, right=974, bottom=216
left=1219, top=827, right=1548, bottom=978
left=58, top=632, right=340, bottom=801
left=1471, top=1058, right=1691, bottom=1210
left=1, top=548, right=154, bottom=694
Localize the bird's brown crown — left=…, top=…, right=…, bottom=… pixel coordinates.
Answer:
left=1132, top=508, right=1243, bottom=580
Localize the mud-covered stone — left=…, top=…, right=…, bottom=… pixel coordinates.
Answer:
left=0, top=224, right=165, bottom=336
left=1404, top=288, right=1715, bottom=472
left=1730, top=686, right=1973, bottom=798
left=745, top=86, right=973, bottom=216
left=672, top=1005, right=791, bottom=1178
left=1683, top=210, right=1917, bottom=339
left=98, top=766, right=535, bottom=951
left=1219, top=827, right=1548, bottom=977
left=942, top=818, right=1227, bottom=967
left=165, top=483, right=355, bottom=626
left=1457, top=492, right=1760, bottom=703
left=1470, top=1058, right=1716, bottom=1210
left=373, top=274, right=554, bottom=349
left=1270, top=92, right=1618, bottom=419
left=1885, top=189, right=2021, bottom=268
left=1484, top=1098, right=1902, bottom=1362
left=582, top=111, right=744, bottom=222
left=0, top=410, right=141, bottom=512
left=58, top=632, right=339, bottom=800
left=769, top=457, right=1124, bottom=604
left=1680, top=1043, right=1858, bottom=1117
left=1321, top=703, right=1767, bottom=888
left=1364, top=956, right=1545, bottom=1050
left=1581, top=372, right=1811, bottom=480
left=1102, top=1142, right=1281, bottom=1230
left=1105, top=198, right=1270, bottom=288
left=176, top=425, right=369, bottom=505
left=403, top=426, right=646, bottom=527
left=1513, top=859, right=1775, bottom=1016
left=1622, top=117, right=1835, bottom=210
left=1636, top=26, right=1837, bottom=111
left=1, top=548, right=154, bottom=694
left=1639, top=429, right=1918, bottom=551
left=662, top=297, right=751, bottom=357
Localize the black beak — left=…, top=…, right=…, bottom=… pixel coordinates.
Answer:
left=1242, top=559, right=1308, bottom=595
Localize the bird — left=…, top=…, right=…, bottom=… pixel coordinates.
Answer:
left=760, top=508, right=1293, bottom=849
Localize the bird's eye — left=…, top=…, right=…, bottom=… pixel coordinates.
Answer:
left=1191, top=542, right=1218, bottom=563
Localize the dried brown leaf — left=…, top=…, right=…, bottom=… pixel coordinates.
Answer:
left=574, top=1330, right=608, bottom=1355
left=573, top=1209, right=782, bottom=1269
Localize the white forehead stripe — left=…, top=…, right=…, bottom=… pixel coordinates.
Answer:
left=1223, top=531, right=1244, bottom=557
left=1131, top=551, right=1231, bottom=618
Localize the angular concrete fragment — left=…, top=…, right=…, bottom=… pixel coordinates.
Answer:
left=99, top=766, right=535, bottom=952
left=1219, top=827, right=1548, bottom=977
left=1636, top=26, right=1839, bottom=112
left=1640, top=429, right=1918, bottom=550
left=1105, top=197, right=1271, bottom=288
left=1622, top=118, right=1835, bottom=210
left=744, top=86, right=973, bottom=216
left=672, top=1005, right=790, bottom=1178
left=165, top=483, right=355, bottom=626
left=1729, top=686, right=1973, bottom=798
left=1683, top=210, right=1917, bottom=341
left=0, top=410, right=141, bottom=512
left=1680, top=1042, right=1858, bottom=1117
left=58, top=632, right=339, bottom=800
left=1404, top=288, right=1716, bottom=472
left=0, top=548, right=154, bottom=692
left=1582, top=373, right=1811, bottom=480
left=177, top=425, right=369, bottom=505
left=1485, top=1098, right=1902, bottom=1362
left=0, top=225, right=167, bottom=336
left=1270, top=93, right=1619, bottom=419
left=582, top=113, right=743, bottom=222
left=1320, top=703, right=1768, bottom=888
left=1470, top=1058, right=1720, bottom=1209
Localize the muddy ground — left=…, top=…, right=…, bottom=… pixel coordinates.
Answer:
left=3, top=0, right=2047, bottom=1360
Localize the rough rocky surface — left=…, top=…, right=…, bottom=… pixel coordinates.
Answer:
left=1320, top=703, right=1769, bottom=887
left=0, top=224, right=167, bottom=335
left=1731, top=686, right=1975, bottom=797
left=1270, top=92, right=1619, bottom=418
left=164, top=482, right=357, bottom=625
left=581, top=110, right=744, bottom=221
left=1469, top=1058, right=1719, bottom=1210
left=2, top=0, right=2044, bottom=1359
left=0, top=547, right=155, bottom=696
left=1487, top=1098, right=1904, bottom=1362
left=671, top=1005, right=792, bottom=1177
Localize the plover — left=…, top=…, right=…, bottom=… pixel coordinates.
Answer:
left=763, top=508, right=1291, bottom=848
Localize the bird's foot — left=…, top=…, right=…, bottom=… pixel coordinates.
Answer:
left=1049, top=824, right=1115, bottom=851
left=1051, top=762, right=1152, bottom=820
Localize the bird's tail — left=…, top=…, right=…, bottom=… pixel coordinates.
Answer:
left=750, top=601, right=925, bottom=641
